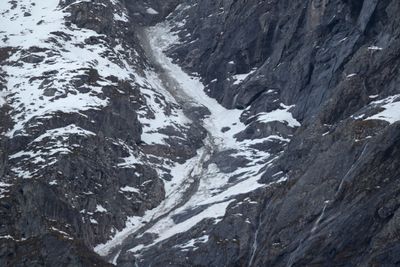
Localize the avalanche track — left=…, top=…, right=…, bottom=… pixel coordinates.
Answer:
left=94, top=21, right=285, bottom=264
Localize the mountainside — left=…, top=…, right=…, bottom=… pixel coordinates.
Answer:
left=1, top=0, right=400, bottom=266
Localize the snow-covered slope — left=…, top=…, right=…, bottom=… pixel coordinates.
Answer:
left=1, top=0, right=139, bottom=137
left=2, top=0, right=400, bottom=266
left=1, top=0, right=299, bottom=264
left=0, top=0, right=205, bottom=257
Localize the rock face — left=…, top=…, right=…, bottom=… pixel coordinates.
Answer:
left=140, top=1, right=400, bottom=266
left=1, top=0, right=400, bottom=266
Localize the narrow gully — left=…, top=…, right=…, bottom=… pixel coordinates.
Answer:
left=105, top=25, right=221, bottom=263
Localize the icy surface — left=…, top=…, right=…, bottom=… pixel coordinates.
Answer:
left=8, top=124, right=95, bottom=179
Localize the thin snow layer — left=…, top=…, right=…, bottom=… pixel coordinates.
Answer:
left=0, top=0, right=142, bottom=137
left=365, top=95, right=400, bottom=124
left=9, top=124, right=95, bottom=179
left=114, top=139, right=141, bottom=168
left=31, top=124, right=96, bottom=143
left=96, top=22, right=298, bottom=258
left=129, top=201, right=233, bottom=253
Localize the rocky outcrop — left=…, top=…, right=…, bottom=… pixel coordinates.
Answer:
left=123, top=0, right=181, bottom=25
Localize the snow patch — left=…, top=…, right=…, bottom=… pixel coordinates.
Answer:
left=255, top=104, right=300, bottom=127
left=96, top=205, right=107, bottom=213
left=365, top=95, right=400, bottom=124
left=346, top=73, right=357, bottom=78
left=368, top=46, right=383, bottom=51
left=146, top=7, right=159, bottom=15
left=232, top=69, right=257, bottom=85
left=120, top=186, right=140, bottom=194
left=175, top=235, right=209, bottom=251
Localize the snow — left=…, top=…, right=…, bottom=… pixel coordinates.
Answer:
left=0, top=182, right=12, bottom=199
left=128, top=201, right=233, bottom=252
left=95, top=216, right=146, bottom=256
left=175, top=235, right=209, bottom=250
left=0, top=91, right=5, bottom=107
left=0, top=235, right=14, bottom=240
left=120, top=186, right=140, bottom=194
left=232, top=69, right=257, bottom=85
left=1, top=0, right=157, bottom=181
left=3, top=0, right=300, bottom=256
left=368, top=46, right=383, bottom=51
left=96, top=22, right=297, bottom=259
left=147, top=23, right=249, bottom=150
left=111, top=251, right=121, bottom=265
left=0, top=182, right=11, bottom=187
left=33, top=125, right=95, bottom=143
left=0, top=0, right=142, bottom=137
left=94, top=146, right=208, bottom=256
left=136, top=70, right=191, bottom=146
left=146, top=7, right=159, bottom=15
left=0, top=0, right=64, bottom=49
left=10, top=125, right=94, bottom=161
left=255, top=104, right=301, bottom=127
left=369, top=102, right=400, bottom=124
left=115, top=140, right=141, bottom=168
left=114, top=13, right=129, bottom=22
left=50, top=227, right=73, bottom=239
left=96, top=205, right=107, bottom=213
left=8, top=124, right=96, bottom=179
left=365, top=95, right=400, bottom=124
